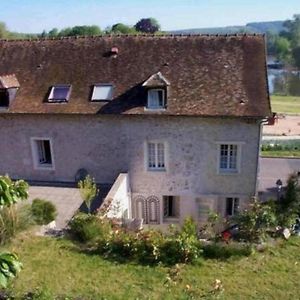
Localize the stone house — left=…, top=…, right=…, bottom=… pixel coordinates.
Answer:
left=0, top=35, right=271, bottom=226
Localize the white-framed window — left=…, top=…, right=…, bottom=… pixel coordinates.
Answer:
left=48, top=85, right=71, bottom=102
left=218, top=143, right=241, bottom=174
left=147, top=142, right=166, bottom=170
left=91, top=84, right=113, bottom=101
left=147, top=89, right=165, bottom=109
left=31, top=138, right=54, bottom=170
left=163, top=196, right=180, bottom=219
left=226, top=197, right=239, bottom=216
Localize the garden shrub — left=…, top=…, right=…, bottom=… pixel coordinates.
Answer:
left=69, top=213, right=111, bottom=243
left=0, top=204, right=33, bottom=245
left=31, top=199, right=57, bottom=225
left=230, top=199, right=277, bottom=243
left=202, top=242, right=253, bottom=259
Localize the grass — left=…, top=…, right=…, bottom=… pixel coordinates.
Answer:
left=271, top=95, right=300, bottom=114
left=261, top=150, right=300, bottom=158
left=3, top=233, right=300, bottom=299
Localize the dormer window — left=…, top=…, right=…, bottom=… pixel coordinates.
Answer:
left=91, top=84, right=113, bottom=101
left=147, top=89, right=165, bottom=109
left=0, top=90, right=9, bottom=107
left=48, top=85, right=71, bottom=102
left=0, top=74, right=20, bottom=109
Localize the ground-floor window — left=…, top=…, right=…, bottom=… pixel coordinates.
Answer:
left=163, top=196, right=180, bottom=220
left=31, top=138, right=54, bottom=169
left=226, top=197, right=239, bottom=216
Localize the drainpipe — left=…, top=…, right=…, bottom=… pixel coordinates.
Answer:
left=255, top=117, right=269, bottom=198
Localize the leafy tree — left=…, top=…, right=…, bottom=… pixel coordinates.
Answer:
left=274, top=36, right=291, bottom=61
left=48, top=28, right=59, bottom=37
left=292, top=46, right=300, bottom=69
left=0, top=22, right=8, bottom=39
left=282, top=14, right=300, bottom=48
left=0, top=176, right=28, bottom=287
left=78, top=175, right=98, bottom=214
left=134, top=18, right=160, bottom=33
left=111, top=23, right=136, bottom=34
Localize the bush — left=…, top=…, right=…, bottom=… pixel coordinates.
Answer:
left=231, top=199, right=277, bottom=243
left=0, top=204, right=33, bottom=245
left=69, top=213, right=111, bottom=244
left=202, top=242, right=253, bottom=259
left=31, top=199, right=57, bottom=225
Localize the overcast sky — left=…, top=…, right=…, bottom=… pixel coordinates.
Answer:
left=0, top=0, right=299, bottom=33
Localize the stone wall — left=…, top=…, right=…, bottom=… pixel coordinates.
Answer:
left=0, top=114, right=261, bottom=220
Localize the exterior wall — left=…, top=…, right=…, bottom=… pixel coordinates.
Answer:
left=0, top=114, right=261, bottom=221
left=105, top=173, right=131, bottom=219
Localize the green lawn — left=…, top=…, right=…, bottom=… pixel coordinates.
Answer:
left=3, top=233, right=300, bottom=299
left=261, top=150, right=300, bottom=158
left=271, top=95, right=300, bottom=114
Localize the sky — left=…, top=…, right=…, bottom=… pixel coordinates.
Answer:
left=0, top=0, right=299, bottom=33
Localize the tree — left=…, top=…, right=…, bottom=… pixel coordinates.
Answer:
left=274, top=36, right=291, bottom=62
left=134, top=18, right=160, bottom=33
left=0, top=22, right=8, bottom=39
left=111, top=23, right=136, bottom=34
left=0, top=176, right=28, bottom=287
left=48, top=28, right=59, bottom=37
left=292, top=46, right=300, bottom=69
left=282, top=14, right=300, bottom=48
left=78, top=175, right=98, bottom=214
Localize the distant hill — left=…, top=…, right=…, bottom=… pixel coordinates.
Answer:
left=169, top=20, right=285, bottom=35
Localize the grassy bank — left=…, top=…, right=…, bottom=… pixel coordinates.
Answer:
left=271, top=95, right=300, bottom=114
left=261, top=150, right=300, bottom=158
left=3, top=234, right=300, bottom=299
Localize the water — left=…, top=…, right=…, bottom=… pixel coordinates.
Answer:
left=268, top=69, right=300, bottom=96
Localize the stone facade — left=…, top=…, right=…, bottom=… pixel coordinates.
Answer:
left=0, top=114, right=261, bottom=223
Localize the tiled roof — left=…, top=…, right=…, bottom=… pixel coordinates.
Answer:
left=0, top=34, right=271, bottom=117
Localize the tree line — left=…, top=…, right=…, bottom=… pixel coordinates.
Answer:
left=0, top=18, right=161, bottom=40
left=267, top=14, right=300, bottom=68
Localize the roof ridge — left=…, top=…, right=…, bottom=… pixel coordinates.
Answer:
left=0, top=33, right=265, bottom=43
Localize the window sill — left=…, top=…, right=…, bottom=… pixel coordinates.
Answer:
left=147, top=168, right=166, bottom=172
left=144, top=107, right=167, bottom=112
left=218, top=170, right=239, bottom=175
left=34, top=164, right=55, bottom=171
left=163, top=217, right=180, bottom=223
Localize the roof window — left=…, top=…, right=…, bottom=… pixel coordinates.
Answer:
left=91, top=84, right=113, bottom=101
left=48, top=85, right=71, bottom=102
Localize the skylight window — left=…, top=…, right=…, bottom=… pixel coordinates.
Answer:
left=91, top=84, right=113, bottom=101
left=48, top=85, right=71, bottom=102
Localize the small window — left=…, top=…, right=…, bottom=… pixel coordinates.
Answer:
left=0, top=89, right=9, bottom=107
left=219, top=144, right=239, bottom=173
left=48, top=85, right=71, bottom=102
left=147, top=89, right=165, bottom=109
left=31, top=139, right=54, bottom=169
left=226, top=197, right=239, bottom=216
left=91, top=84, right=113, bottom=101
left=147, top=142, right=166, bottom=170
left=163, top=196, right=180, bottom=219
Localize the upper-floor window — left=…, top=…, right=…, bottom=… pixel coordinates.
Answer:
left=91, top=84, right=113, bottom=101
left=0, top=89, right=9, bottom=107
left=147, top=142, right=166, bottom=170
left=219, top=144, right=240, bottom=173
left=48, top=85, right=71, bottom=102
left=226, top=197, right=239, bottom=216
left=147, top=89, right=165, bottom=109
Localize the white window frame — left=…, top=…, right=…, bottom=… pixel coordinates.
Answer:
left=48, top=85, right=71, bottom=102
left=146, top=89, right=166, bottom=110
left=216, top=142, right=244, bottom=175
left=30, top=137, right=55, bottom=170
left=91, top=84, right=113, bottom=101
left=225, top=197, right=239, bottom=216
left=145, top=141, right=167, bottom=171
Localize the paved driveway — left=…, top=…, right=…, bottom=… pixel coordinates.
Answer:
left=259, top=157, right=300, bottom=200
